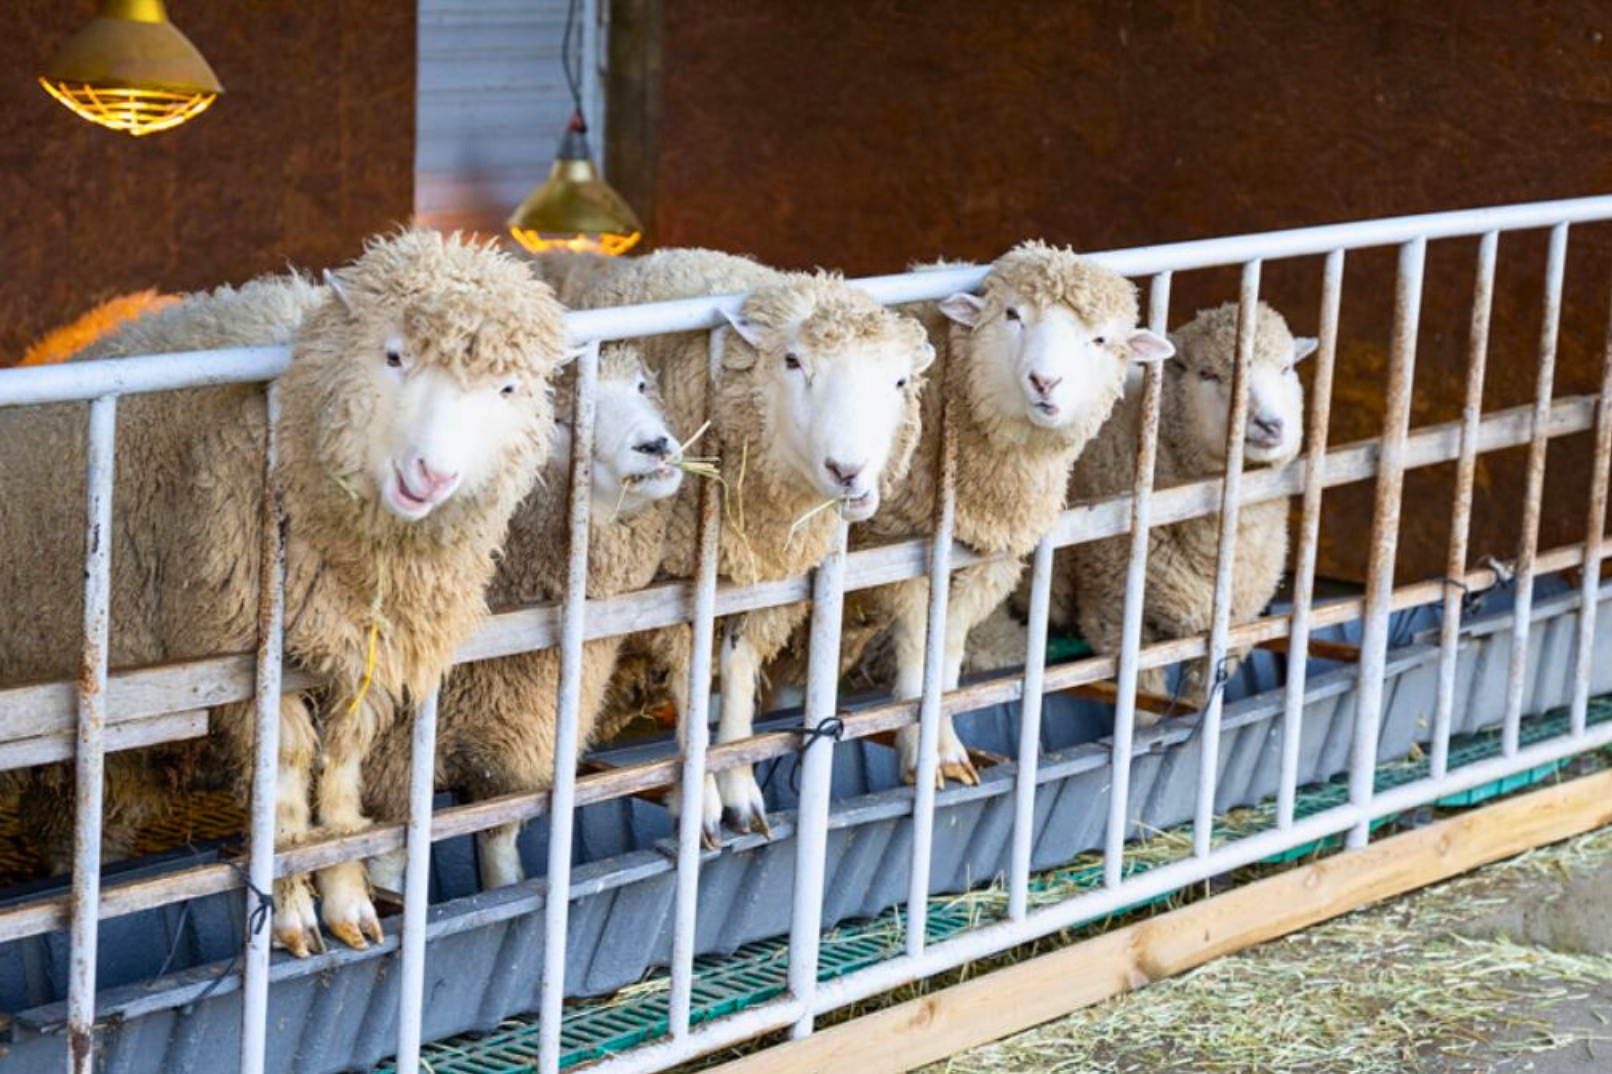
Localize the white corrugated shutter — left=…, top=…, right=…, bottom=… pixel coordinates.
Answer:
left=416, top=0, right=605, bottom=233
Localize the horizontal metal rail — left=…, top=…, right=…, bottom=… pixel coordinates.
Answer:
left=1, top=394, right=1593, bottom=757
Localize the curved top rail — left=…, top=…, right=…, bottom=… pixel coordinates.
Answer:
left=8, top=194, right=1612, bottom=405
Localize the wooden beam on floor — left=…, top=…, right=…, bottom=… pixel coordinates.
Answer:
left=707, top=766, right=1612, bottom=1074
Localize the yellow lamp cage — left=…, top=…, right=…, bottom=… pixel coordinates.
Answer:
left=508, top=120, right=643, bottom=256
left=40, top=0, right=222, bottom=137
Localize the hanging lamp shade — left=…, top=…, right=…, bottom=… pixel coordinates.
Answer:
left=508, top=117, right=643, bottom=256
left=39, top=0, right=222, bottom=137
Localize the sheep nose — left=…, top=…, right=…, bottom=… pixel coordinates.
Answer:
left=1251, top=414, right=1285, bottom=441
left=824, top=457, right=864, bottom=490
left=1028, top=371, right=1062, bottom=398
left=414, top=458, right=459, bottom=496
left=634, top=435, right=672, bottom=459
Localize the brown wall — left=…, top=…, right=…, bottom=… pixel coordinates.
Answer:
left=634, top=0, right=1612, bottom=583
left=2, top=1, right=416, bottom=364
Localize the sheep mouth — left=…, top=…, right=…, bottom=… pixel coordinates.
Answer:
left=841, top=490, right=878, bottom=521
left=1244, top=433, right=1286, bottom=454
left=1027, top=401, right=1064, bottom=427
left=385, top=466, right=450, bottom=520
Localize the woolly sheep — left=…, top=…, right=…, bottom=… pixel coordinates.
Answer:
left=1050, top=300, right=1316, bottom=712
left=0, top=231, right=571, bottom=956
left=777, top=243, right=1173, bottom=785
left=577, top=248, right=935, bottom=837
left=363, top=343, right=683, bottom=892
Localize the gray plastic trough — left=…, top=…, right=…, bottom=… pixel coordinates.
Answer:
left=2, top=577, right=1607, bottom=1073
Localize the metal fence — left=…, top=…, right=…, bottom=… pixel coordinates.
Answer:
left=4, top=194, right=1612, bottom=1074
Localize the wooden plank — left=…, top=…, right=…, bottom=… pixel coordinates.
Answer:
left=1063, top=680, right=1179, bottom=715
left=0, top=710, right=208, bottom=771
left=1257, top=637, right=1363, bottom=662
left=708, top=766, right=1612, bottom=1074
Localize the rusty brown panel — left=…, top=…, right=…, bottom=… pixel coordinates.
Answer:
left=0, top=0, right=416, bottom=364
left=650, top=0, right=1612, bottom=582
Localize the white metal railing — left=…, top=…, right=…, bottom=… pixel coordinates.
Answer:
left=3, top=193, right=1612, bottom=1074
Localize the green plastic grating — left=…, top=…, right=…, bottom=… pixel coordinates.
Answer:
left=380, top=696, right=1612, bottom=1073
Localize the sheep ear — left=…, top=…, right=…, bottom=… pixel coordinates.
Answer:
left=720, top=308, right=765, bottom=348
left=559, top=343, right=589, bottom=367
left=1122, top=328, right=1175, bottom=364
left=1293, top=336, right=1320, bottom=362
left=913, top=338, right=937, bottom=374
left=323, top=268, right=354, bottom=313
left=938, top=292, right=987, bottom=328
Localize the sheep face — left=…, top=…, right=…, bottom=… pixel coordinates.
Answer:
left=938, top=248, right=1172, bottom=445
left=586, top=345, right=684, bottom=519
left=1169, top=302, right=1318, bottom=469
left=722, top=286, right=933, bottom=522
left=304, top=231, right=568, bottom=528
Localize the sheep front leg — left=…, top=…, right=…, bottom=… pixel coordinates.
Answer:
left=714, top=619, right=770, bottom=836
left=886, top=577, right=949, bottom=788
left=639, top=625, right=724, bottom=848
left=313, top=693, right=389, bottom=951
left=224, top=694, right=325, bottom=959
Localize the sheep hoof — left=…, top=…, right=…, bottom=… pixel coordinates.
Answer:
left=716, top=768, right=772, bottom=839
left=271, top=876, right=324, bottom=959
left=318, top=864, right=384, bottom=951
left=940, top=757, right=980, bottom=787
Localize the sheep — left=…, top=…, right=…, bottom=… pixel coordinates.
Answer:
left=774, top=243, right=1174, bottom=786
left=576, top=248, right=936, bottom=837
left=0, top=230, right=571, bottom=956
left=362, top=343, right=684, bottom=893
left=1050, top=300, right=1316, bottom=713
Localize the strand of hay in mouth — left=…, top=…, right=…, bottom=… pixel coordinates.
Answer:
left=788, top=496, right=842, bottom=542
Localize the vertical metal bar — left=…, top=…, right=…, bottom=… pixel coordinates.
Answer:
left=1276, top=251, right=1344, bottom=828
left=1007, top=535, right=1053, bottom=922
left=905, top=394, right=957, bottom=958
left=1104, top=271, right=1171, bottom=885
left=1502, top=223, right=1570, bottom=756
left=1348, top=237, right=1427, bottom=849
left=536, top=340, right=600, bottom=1074
left=668, top=330, right=724, bottom=1037
left=240, top=383, right=285, bottom=1074
left=1570, top=273, right=1612, bottom=736
left=394, top=687, right=440, bottom=1074
left=1192, top=261, right=1260, bottom=860
left=787, top=519, right=851, bottom=1039
left=67, top=393, right=116, bottom=1074
left=1431, top=232, right=1499, bottom=778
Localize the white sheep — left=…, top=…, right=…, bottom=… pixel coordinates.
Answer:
left=577, top=248, right=935, bottom=837
left=362, top=343, right=684, bottom=892
left=1051, top=300, right=1316, bottom=712
left=781, top=243, right=1173, bottom=786
left=0, top=231, right=572, bottom=956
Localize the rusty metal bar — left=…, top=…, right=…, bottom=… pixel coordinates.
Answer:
left=1192, top=260, right=1261, bottom=859
left=536, top=340, right=601, bottom=1074
left=67, top=393, right=117, bottom=1074
left=1277, top=250, right=1344, bottom=828
left=1348, top=237, right=1427, bottom=849
left=240, top=383, right=285, bottom=1074
left=1432, top=232, right=1499, bottom=779
left=668, top=329, right=725, bottom=1037
left=1105, top=270, right=1172, bottom=883
left=1571, top=276, right=1612, bottom=735
left=1502, top=223, right=1570, bottom=756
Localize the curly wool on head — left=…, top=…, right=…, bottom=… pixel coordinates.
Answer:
left=982, top=240, right=1141, bottom=329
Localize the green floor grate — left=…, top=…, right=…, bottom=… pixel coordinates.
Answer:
left=378, top=696, right=1612, bottom=1073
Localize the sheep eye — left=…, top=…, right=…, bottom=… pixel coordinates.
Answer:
left=500, top=383, right=518, bottom=398
left=1004, top=307, right=1021, bottom=323
left=1093, top=336, right=1107, bottom=346
left=385, top=348, right=403, bottom=369
left=637, top=378, right=648, bottom=394
left=896, top=377, right=909, bottom=390
left=1199, top=368, right=1221, bottom=383
left=784, top=352, right=803, bottom=371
